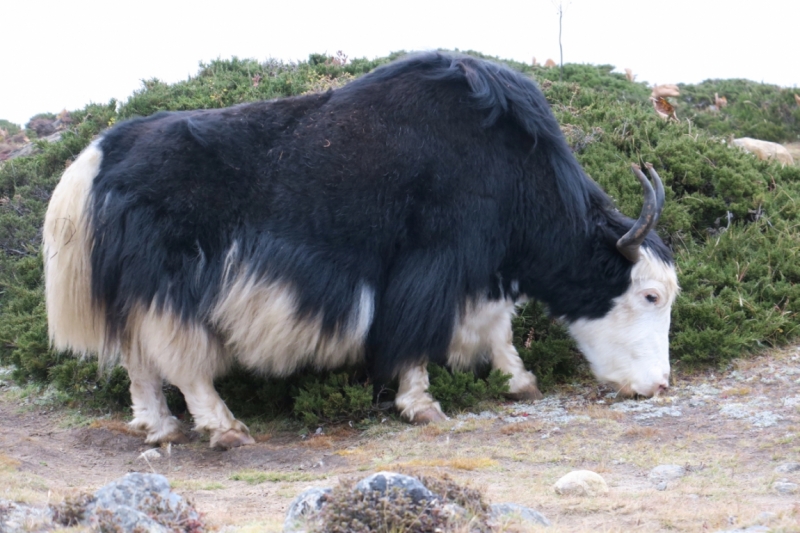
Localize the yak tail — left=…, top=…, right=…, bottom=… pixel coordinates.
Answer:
left=42, top=141, right=113, bottom=364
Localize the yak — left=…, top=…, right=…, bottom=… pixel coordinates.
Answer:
left=43, top=52, right=679, bottom=449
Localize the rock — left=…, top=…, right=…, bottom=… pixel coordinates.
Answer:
left=656, top=481, right=668, bottom=491
left=648, top=464, right=685, bottom=483
left=139, top=448, right=162, bottom=461
left=355, top=471, right=437, bottom=503
left=5, top=132, right=63, bottom=161
left=732, top=137, right=794, bottom=166
left=490, top=502, right=551, bottom=527
left=553, top=470, right=609, bottom=497
left=749, top=411, right=782, bottom=428
left=775, top=462, right=800, bottom=473
left=83, top=472, right=203, bottom=532
left=0, top=499, right=54, bottom=533
left=284, top=487, right=331, bottom=533
left=755, top=511, right=777, bottom=524
left=772, top=481, right=798, bottom=495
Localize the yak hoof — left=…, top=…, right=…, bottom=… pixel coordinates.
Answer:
left=506, top=385, right=544, bottom=402
left=212, top=429, right=256, bottom=449
left=159, top=430, right=191, bottom=445
left=410, top=407, right=448, bottom=425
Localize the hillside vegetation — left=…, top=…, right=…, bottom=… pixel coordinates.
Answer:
left=1, top=52, right=799, bottom=425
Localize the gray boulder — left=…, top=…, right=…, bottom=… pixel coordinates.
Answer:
left=355, top=471, right=437, bottom=503
left=283, top=487, right=331, bottom=533
left=490, top=502, right=551, bottom=527
left=0, top=499, right=53, bottom=533
left=83, top=472, right=203, bottom=532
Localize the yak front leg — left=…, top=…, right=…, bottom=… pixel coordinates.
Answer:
left=395, top=363, right=448, bottom=424
left=490, top=317, right=543, bottom=402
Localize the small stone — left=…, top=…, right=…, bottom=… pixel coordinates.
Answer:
left=784, top=396, right=800, bottom=407
left=284, top=487, right=332, bottom=533
left=749, top=411, right=782, bottom=428
left=656, top=481, right=667, bottom=491
left=775, top=462, right=800, bottom=473
left=755, top=511, right=777, bottom=524
left=490, top=502, right=551, bottom=527
left=648, top=464, right=685, bottom=483
left=553, top=470, right=609, bottom=497
left=138, top=448, right=162, bottom=461
left=355, top=472, right=436, bottom=503
left=772, top=481, right=798, bottom=495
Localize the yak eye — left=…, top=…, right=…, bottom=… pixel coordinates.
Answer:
left=645, top=293, right=659, bottom=304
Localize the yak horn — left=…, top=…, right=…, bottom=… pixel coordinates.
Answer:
left=616, top=163, right=665, bottom=263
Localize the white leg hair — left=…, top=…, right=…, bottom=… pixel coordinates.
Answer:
left=168, top=373, right=254, bottom=449
left=128, top=303, right=252, bottom=449
left=394, top=363, right=447, bottom=424
left=126, top=360, right=185, bottom=444
left=448, top=297, right=542, bottom=401
left=487, top=319, right=543, bottom=401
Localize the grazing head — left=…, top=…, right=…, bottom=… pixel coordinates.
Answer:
left=567, top=164, right=679, bottom=397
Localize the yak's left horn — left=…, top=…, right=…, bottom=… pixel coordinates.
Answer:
left=616, top=163, right=665, bottom=263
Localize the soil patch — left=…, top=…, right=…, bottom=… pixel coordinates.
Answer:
left=2, top=347, right=799, bottom=532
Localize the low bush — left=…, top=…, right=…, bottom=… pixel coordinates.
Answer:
left=1, top=50, right=799, bottom=425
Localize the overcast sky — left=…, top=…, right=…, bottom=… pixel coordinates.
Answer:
left=3, top=0, right=798, bottom=126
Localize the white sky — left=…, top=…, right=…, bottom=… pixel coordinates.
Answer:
left=3, top=0, right=798, bottom=126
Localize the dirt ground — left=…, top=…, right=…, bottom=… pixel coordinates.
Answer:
left=2, top=346, right=799, bottom=533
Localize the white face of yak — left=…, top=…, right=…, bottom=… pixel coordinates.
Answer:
left=567, top=248, right=679, bottom=397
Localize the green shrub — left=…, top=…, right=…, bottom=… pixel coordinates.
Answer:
left=0, top=119, right=22, bottom=136
left=678, top=79, right=800, bottom=142
left=314, top=473, right=492, bottom=533
left=427, top=365, right=510, bottom=413
left=292, top=372, right=373, bottom=426
left=2, top=51, right=800, bottom=425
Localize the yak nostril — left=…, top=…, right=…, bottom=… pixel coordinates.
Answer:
left=652, top=382, right=669, bottom=397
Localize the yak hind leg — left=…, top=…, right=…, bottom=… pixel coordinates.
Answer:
left=395, top=363, right=447, bottom=424
left=126, top=361, right=188, bottom=445
left=170, top=375, right=254, bottom=449
left=133, top=306, right=254, bottom=449
left=491, top=319, right=543, bottom=402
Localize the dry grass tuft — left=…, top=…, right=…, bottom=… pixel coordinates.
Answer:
left=500, top=421, right=544, bottom=435
left=229, top=469, right=326, bottom=484
left=622, top=426, right=660, bottom=439
left=390, top=456, right=498, bottom=471
left=0, top=453, right=21, bottom=471
left=334, top=447, right=365, bottom=457
left=88, top=419, right=141, bottom=435
left=417, top=424, right=446, bottom=438
left=253, top=433, right=272, bottom=443
left=583, top=405, right=626, bottom=421
left=720, top=386, right=752, bottom=397
left=170, top=479, right=226, bottom=491
left=300, top=435, right=334, bottom=449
